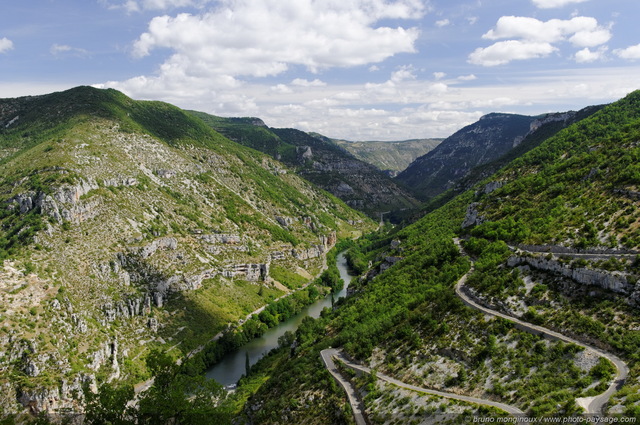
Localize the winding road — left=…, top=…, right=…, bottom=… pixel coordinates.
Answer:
left=321, top=348, right=524, bottom=417
left=453, top=238, right=628, bottom=415
left=321, top=238, right=630, bottom=422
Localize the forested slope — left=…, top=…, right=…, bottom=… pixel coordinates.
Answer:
left=238, top=91, right=640, bottom=422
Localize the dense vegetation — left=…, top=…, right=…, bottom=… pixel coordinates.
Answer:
left=234, top=91, right=640, bottom=422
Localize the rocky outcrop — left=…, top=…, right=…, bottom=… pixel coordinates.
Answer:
left=476, top=181, right=505, bottom=196
left=103, top=176, right=139, bottom=187
left=101, top=294, right=152, bottom=323
left=276, top=216, right=294, bottom=227
left=140, top=237, right=178, bottom=259
left=461, top=203, right=484, bottom=229
left=515, top=244, right=639, bottom=256
left=221, top=263, right=269, bottom=282
left=508, top=255, right=634, bottom=295
left=292, top=246, right=325, bottom=260
left=89, top=338, right=120, bottom=382
left=297, top=146, right=313, bottom=161
left=200, top=233, right=241, bottom=244
left=320, top=231, right=337, bottom=249
left=155, top=169, right=176, bottom=179
left=7, top=178, right=100, bottom=223
left=292, top=232, right=337, bottom=260
left=380, top=256, right=402, bottom=272
left=16, top=374, right=96, bottom=414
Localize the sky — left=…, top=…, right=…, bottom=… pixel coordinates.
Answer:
left=2, top=0, right=640, bottom=141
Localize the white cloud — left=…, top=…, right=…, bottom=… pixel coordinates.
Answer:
left=574, top=46, right=607, bottom=63
left=568, top=27, right=612, bottom=48
left=433, top=72, right=446, bottom=80
left=614, top=44, right=640, bottom=60
left=130, top=1, right=424, bottom=81
left=472, top=16, right=611, bottom=66
left=369, top=65, right=380, bottom=72
left=469, top=40, right=557, bottom=66
left=291, top=78, right=326, bottom=87
left=50, top=44, right=89, bottom=57
left=271, top=84, right=293, bottom=94
left=483, top=16, right=610, bottom=47
left=532, top=0, right=588, bottom=8
left=0, top=37, right=14, bottom=54
left=101, top=0, right=204, bottom=12
left=457, top=74, right=477, bottom=81
left=435, top=19, right=450, bottom=27
left=390, top=66, right=416, bottom=82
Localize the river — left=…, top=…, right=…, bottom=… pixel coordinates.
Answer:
left=205, top=252, right=355, bottom=387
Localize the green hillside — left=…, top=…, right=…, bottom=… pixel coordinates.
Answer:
left=189, top=112, right=420, bottom=217
left=314, top=135, right=443, bottom=175
left=0, top=86, right=373, bottom=416
left=235, top=91, right=640, bottom=422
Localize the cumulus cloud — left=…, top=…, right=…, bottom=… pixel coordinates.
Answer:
left=532, top=0, right=588, bottom=8
left=483, top=16, right=610, bottom=47
left=435, top=19, right=450, bottom=27
left=614, top=44, right=640, bottom=60
left=574, top=46, right=607, bottom=63
left=291, top=78, right=327, bottom=87
left=103, top=0, right=426, bottom=132
left=0, top=37, right=14, bottom=54
left=271, top=84, right=293, bottom=94
left=471, top=16, right=610, bottom=66
left=133, top=1, right=423, bottom=74
left=469, top=40, right=557, bottom=66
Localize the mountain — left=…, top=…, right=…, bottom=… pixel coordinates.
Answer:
left=189, top=112, right=420, bottom=217
left=396, top=113, right=537, bottom=199
left=311, top=134, right=443, bottom=176
left=237, top=91, right=640, bottom=422
left=416, top=105, right=604, bottom=215
left=0, top=86, right=373, bottom=415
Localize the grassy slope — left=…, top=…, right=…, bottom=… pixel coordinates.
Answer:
left=0, top=87, right=374, bottom=408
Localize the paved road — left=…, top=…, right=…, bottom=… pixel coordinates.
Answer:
left=322, top=348, right=524, bottom=416
left=320, top=349, right=368, bottom=425
left=453, top=238, right=629, bottom=415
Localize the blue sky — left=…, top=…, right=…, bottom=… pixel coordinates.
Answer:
left=2, top=0, right=640, bottom=140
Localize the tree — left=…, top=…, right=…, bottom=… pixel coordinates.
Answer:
left=137, top=349, right=231, bottom=425
left=84, top=383, right=136, bottom=425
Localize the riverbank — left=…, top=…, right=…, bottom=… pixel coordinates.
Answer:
left=206, top=251, right=356, bottom=386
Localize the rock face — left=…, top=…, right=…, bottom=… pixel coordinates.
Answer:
left=140, top=237, right=178, bottom=259
left=461, top=203, right=484, bottom=229
left=508, top=255, right=634, bottom=295
left=222, top=263, right=269, bottom=281
left=7, top=178, right=100, bottom=223
left=397, top=113, right=536, bottom=199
